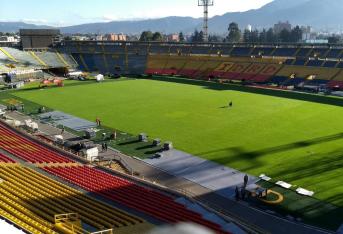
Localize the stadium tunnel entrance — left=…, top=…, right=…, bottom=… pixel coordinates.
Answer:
left=42, top=67, right=69, bottom=76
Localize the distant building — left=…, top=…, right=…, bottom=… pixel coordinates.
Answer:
left=301, top=26, right=316, bottom=41
left=167, top=34, right=179, bottom=42
left=274, top=21, right=292, bottom=34
left=305, top=39, right=328, bottom=44
left=106, top=33, right=127, bottom=41
left=246, top=25, right=252, bottom=32
left=70, top=36, right=89, bottom=41
left=95, top=35, right=104, bottom=41
left=0, top=36, right=19, bottom=43
left=20, top=29, right=60, bottom=49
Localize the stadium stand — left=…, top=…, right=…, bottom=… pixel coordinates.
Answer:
left=0, top=153, right=16, bottom=163
left=230, top=46, right=253, bottom=57
left=144, top=55, right=286, bottom=82
left=294, top=59, right=307, bottom=66
left=149, top=44, right=170, bottom=54
left=322, top=61, right=338, bottom=68
left=106, top=43, right=126, bottom=54
left=72, top=53, right=90, bottom=71
left=273, top=47, right=298, bottom=57
left=326, top=48, right=343, bottom=59
left=0, top=47, right=77, bottom=70
left=308, top=48, right=329, bottom=58
left=211, top=45, right=233, bottom=56
left=269, top=76, right=289, bottom=84
left=284, top=59, right=295, bottom=65
left=105, top=54, right=126, bottom=75
left=275, top=65, right=339, bottom=86
left=283, top=77, right=306, bottom=86
left=0, top=47, right=19, bottom=63
left=0, top=122, right=74, bottom=163
left=254, top=64, right=283, bottom=82
left=92, top=53, right=108, bottom=72
left=2, top=47, right=41, bottom=67
left=128, top=54, right=148, bottom=74
left=4, top=41, right=343, bottom=91
left=171, top=56, right=201, bottom=77
left=328, top=70, right=343, bottom=89
left=306, top=59, right=324, bottom=67
left=82, top=54, right=97, bottom=71
left=29, top=51, right=48, bottom=67
left=44, top=165, right=230, bottom=234
left=187, top=56, right=222, bottom=79
left=192, top=57, right=224, bottom=79
left=217, top=62, right=251, bottom=80
left=145, top=55, right=169, bottom=75
left=163, top=56, right=187, bottom=76
left=251, top=47, right=275, bottom=56
left=169, top=44, right=192, bottom=55
left=236, top=63, right=266, bottom=81
left=0, top=164, right=145, bottom=233
left=296, top=48, right=312, bottom=57
left=126, top=43, right=146, bottom=56
left=190, top=45, right=211, bottom=55
left=35, top=51, right=66, bottom=68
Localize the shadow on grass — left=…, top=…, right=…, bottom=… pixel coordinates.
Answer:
left=149, top=76, right=343, bottom=107
left=197, top=132, right=343, bottom=165
left=272, top=150, right=343, bottom=182
left=144, top=149, right=163, bottom=155
left=254, top=180, right=343, bottom=231
left=135, top=145, right=155, bottom=150
left=118, top=139, right=140, bottom=146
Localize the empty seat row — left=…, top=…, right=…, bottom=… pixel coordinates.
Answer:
left=0, top=123, right=73, bottom=163
left=0, top=153, right=15, bottom=163
left=44, top=166, right=229, bottom=234
left=0, top=165, right=144, bottom=231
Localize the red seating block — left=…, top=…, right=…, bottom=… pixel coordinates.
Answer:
left=43, top=166, right=230, bottom=234
left=0, top=123, right=74, bottom=163
left=0, top=153, right=16, bottom=163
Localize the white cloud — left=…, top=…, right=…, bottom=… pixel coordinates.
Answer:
left=97, top=0, right=274, bottom=22
left=22, top=18, right=49, bottom=25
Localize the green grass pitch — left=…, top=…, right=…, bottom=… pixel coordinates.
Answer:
left=12, top=78, right=343, bottom=208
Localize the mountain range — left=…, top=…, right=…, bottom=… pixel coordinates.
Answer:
left=1, top=0, right=342, bottom=34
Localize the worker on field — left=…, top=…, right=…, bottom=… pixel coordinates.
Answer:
left=110, top=131, right=117, bottom=140
left=228, top=101, right=233, bottom=108
left=235, top=186, right=240, bottom=201
left=243, top=174, right=249, bottom=188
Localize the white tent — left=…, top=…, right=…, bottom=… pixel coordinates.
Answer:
left=95, top=74, right=104, bottom=82
left=67, top=71, right=83, bottom=77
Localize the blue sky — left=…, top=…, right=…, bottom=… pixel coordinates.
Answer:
left=0, top=0, right=272, bottom=26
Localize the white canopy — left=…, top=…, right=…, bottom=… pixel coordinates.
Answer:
left=95, top=74, right=104, bottom=82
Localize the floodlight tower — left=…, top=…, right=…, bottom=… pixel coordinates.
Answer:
left=198, top=0, right=214, bottom=42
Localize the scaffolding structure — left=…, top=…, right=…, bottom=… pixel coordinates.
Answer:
left=198, top=0, right=214, bottom=42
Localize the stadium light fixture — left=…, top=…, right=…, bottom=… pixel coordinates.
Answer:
left=198, top=0, right=214, bottom=42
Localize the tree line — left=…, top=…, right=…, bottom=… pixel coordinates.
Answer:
left=228, top=22, right=303, bottom=43
left=138, top=22, right=342, bottom=44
